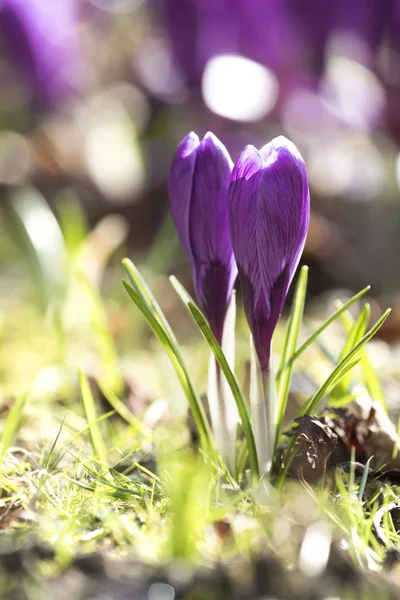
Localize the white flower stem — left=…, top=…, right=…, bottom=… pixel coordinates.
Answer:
left=267, top=354, right=278, bottom=462
left=249, top=337, right=278, bottom=476
left=207, top=292, right=239, bottom=473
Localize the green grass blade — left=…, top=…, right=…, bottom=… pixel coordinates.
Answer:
left=236, top=441, right=248, bottom=479
left=75, top=269, right=124, bottom=395
left=122, top=280, right=214, bottom=455
left=348, top=446, right=356, bottom=497
left=44, top=415, right=66, bottom=469
left=57, top=191, right=89, bottom=256
left=54, top=410, right=116, bottom=467
left=170, top=276, right=259, bottom=479
left=123, top=259, right=216, bottom=447
left=393, top=415, right=400, bottom=460
left=331, top=304, right=370, bottom=398
left=123, top=258, right=179, bottom=345
left=329, top=392, right=358, bottom=408
left=325, top=356, right=363, bottom=392
left=79, top=369, right=108, bottom=468
left=98, top=383, right=151, bottom=437
left=274, top=266, right=308, bottom=456
left=358, top=456, right=373, bottom=503
left=361, top=353, right=387, bottom=412
left=276, top=285, right=371, bottom=379
left=166, top=453, right=213, bottom=559
left=336, top=300, right=387, bottom=412
left=5, top=187, right=67, bottom=309
left=301, top=308, right=391, bottom=416
left=339, top=304, right=371, bottom=359
left=0, top=393, right=27, bottom=460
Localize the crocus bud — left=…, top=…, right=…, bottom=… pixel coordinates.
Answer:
left=228, top=136, right=310, bottom=370
left=168, top=131, right=237, bottom=342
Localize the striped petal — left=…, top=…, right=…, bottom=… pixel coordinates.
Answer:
left=228, top=136, right=310, bottom=369
left=189, top=132, right=234, bottom=267
left=257, top=137, right=309, bottom=337
left=169, top=131, right=236, bottom=341
left=228, top=145, right=272, bottom=367
left=168, top=131, right=199, bottom=261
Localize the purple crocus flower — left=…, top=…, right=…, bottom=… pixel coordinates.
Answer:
left=0, top=0, right=83, bottom=108
left=168, top=132, right=237, bottom=342
left=228, top=136, right=310, bottom=371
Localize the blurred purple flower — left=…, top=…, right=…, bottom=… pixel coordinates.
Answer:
left=328, top=0, right=393, bottom=60
left=228, top=136, right=310, bottom=371
left=162, top=0, right=302, bottom=88
left=0, top=0, right=83, bottom=108
left=162, top=0, right=395, bottom=130
left=168, top=131, right=237, bottom=342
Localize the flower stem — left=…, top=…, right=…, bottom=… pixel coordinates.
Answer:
left=207, top=293, right=238, bottom=474
left=250, top=336, right=271, bottom=475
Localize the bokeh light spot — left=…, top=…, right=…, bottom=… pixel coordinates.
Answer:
left=202, top=54, right=278, bottom=122
left=299, top=522, right=332, bottom=578
left=82, top=96, right=144, bottom=202
left=148, top=582, right=175, bottom=600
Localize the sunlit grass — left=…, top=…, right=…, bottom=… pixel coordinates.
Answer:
left=0, top=200, right=399, bottom=598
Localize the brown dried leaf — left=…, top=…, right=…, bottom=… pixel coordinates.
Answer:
left=0, top=502, right=21, bottom=530
left=286, top=394, right=400, bottom=482
left=287, top=414, right=350, bottom=482
left=347, top=396, right=400, bottom=470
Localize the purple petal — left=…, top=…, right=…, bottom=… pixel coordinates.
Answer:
left=189, top=132, right=234, bottom=267
left=189, top=132, right=236, bottom=340
left=168, top=131, right=199, bottom=260
left=228, top=145, right=273, bottom=366
left=169, top=131, right=236, bottom=342
left=228, top=145, right=263, bottom=289
left=228, top=137, right=310, bottom=369
left=193, top=259, right=237, bottom=343
left=257, top=136, right=309, bottom=309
